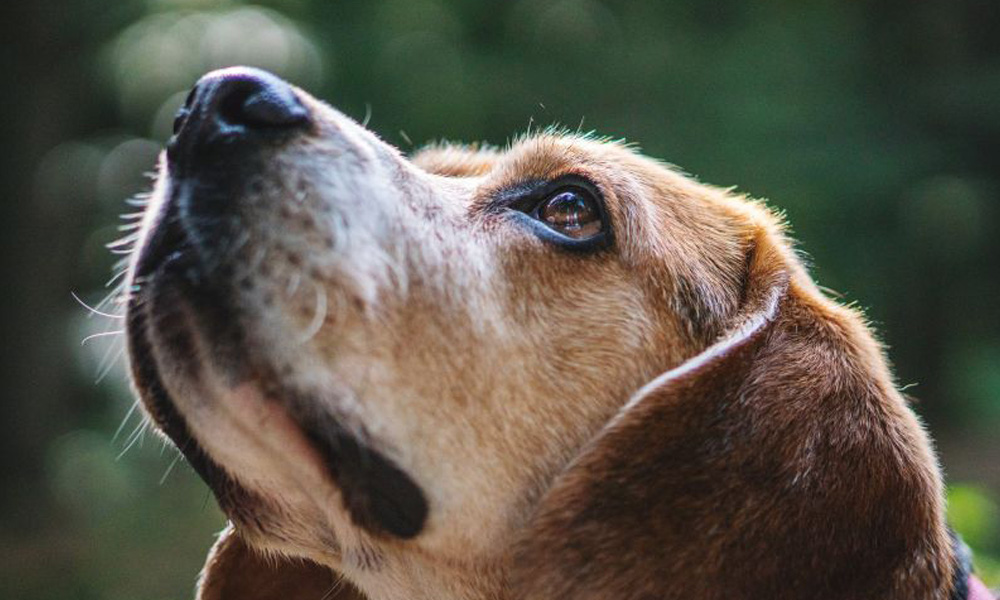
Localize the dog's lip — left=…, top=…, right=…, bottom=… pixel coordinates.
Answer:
left=132, top=199, right=191, bottom=282
left=133, top=301, right=430, bottom=539
left=129, top=269, right=346, bottom=525
left=128, top=244, right=429, bottom=539
left=204, top=382, right=428, bottom=541
left=209, top=382, right=341, bottom=499
left=130, top=248, right=328, bottom=472
left=125, top=272, right=245, bottom=501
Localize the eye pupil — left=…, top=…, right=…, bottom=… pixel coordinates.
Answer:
left=538, top=189, right=602, bottom=239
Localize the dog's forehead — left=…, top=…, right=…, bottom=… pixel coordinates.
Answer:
left=442, top=135, right=657, bottom=217
left=415, top=135, right=647, bottom=185
left=493, top=134, right=646, bottom=184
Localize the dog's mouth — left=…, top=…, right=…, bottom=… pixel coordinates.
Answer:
left=126, top=181, right=428, bottom=541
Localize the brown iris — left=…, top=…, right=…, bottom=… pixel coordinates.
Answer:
left=538, top=188, right=603, bottom=239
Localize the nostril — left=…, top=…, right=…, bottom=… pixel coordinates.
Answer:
left=213, top=73, right=309, bottom=130
left=172, top=107, right=190, bottom=136
left=240, top=87, right=309, bottom=127
left=172, top=67, right=310, bottom=148
left=172, top=85, right=200, bottom=136
left=182, top=84, right=199, bottom=111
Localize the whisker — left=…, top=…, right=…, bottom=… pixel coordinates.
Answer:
left=286, top=270, right=301, bottom=296
left=116, top=420, right=147, bottom=460
left=80, top=330, right=125, bottom=346
left=104, top=268, right=129, bottom=289
left=71, top=291, right=124, bottom=320
left=298, top=281, right=328, bottom=344
left=106, top=236, right=139, bottom=250
left=95, top=283, right=127, bottom=313
left=247, top=246, right=268, bottom=276
left=227, top=229, right=252, bottom=261
left=159, top=451, right=184, bottom=485
left=321, top=575, right=348, bottom=600
left=111, top=400, right=140, bottom=444
left=95, top=343, right=125, bottom=384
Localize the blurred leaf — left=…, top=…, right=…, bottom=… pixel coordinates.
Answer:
left=948, top=485, right=1000, bottom=586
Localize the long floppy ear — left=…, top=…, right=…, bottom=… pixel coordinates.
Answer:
left=513, top=226, right=955, bottom=600
left=197, top=525, right=365, bottom=600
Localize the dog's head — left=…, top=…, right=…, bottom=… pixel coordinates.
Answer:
left=124, top=68, right=956, bottom=600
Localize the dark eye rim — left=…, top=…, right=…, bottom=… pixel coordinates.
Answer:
left=500, top=175, right=612, bottom=252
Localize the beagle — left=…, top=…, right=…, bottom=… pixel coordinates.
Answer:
left=122, top=67, right=993, bottom=600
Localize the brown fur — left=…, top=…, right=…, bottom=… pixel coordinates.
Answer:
left=125, top=73, right=956, bottom=600
left=511, top=224, right=951, bottom=600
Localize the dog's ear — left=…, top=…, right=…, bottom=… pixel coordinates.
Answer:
left=513, top=223, right=954, bottom=600
left=411, top=143, right=499, bottom=177
left=197, top=525, right=364, bottom=600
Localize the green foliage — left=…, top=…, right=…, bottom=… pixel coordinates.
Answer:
left=949, top=485, right=1000, bottom=586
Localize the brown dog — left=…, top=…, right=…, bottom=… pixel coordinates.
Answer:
left=123, top=67, right=977, bottom=600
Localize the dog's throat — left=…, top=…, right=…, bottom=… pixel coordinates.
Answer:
left=297, top=410, right=429, bottom=539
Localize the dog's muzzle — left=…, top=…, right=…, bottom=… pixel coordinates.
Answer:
left=126, top=68, right=429, bottom=540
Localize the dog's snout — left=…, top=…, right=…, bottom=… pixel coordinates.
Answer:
left=171, top=67, right=309, bottom=155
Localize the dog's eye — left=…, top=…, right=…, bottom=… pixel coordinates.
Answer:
left=536, top=189, right=603, bottom=239
left=500, top=178, right=610, bottom=250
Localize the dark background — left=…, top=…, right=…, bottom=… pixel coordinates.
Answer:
left=1, top=1, right=998, bottom=598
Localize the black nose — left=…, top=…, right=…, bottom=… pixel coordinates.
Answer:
left=171, top=67, right=309, bottom=150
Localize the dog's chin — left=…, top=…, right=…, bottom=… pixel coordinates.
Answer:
left=125, top=208, right=429, bottom=541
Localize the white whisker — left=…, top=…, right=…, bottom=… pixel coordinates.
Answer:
left=95, top=344, right=126, bottom=384
left=286, top=270, right=301, bottom=296
left=116, top=421, right=147, bottom=460
left=298, top=281, right=328, bottom=344
left=107, top=233, right=140, bottom=248
left=95, top=284, right=126, bottom=313
left=159, top=451, right=183, bottom=485
left=249, top=246, right=268, bottom=274
left=104, top=269, right=129, bottom=288
left=71, top=291, right=123, bottom=320
left=111, top=401, right=139, bottom=444
left=228, top=229, right=252, bottom=258
left=80, top=330, right=125, bottom=346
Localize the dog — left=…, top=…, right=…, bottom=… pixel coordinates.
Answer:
left=122, top=67, right=993, bottom=600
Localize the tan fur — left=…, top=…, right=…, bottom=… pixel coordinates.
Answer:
left=126, top=81, right=955, bottom=600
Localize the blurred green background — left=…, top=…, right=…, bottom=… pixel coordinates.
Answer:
left=1, top=0, right=998, bottom=598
